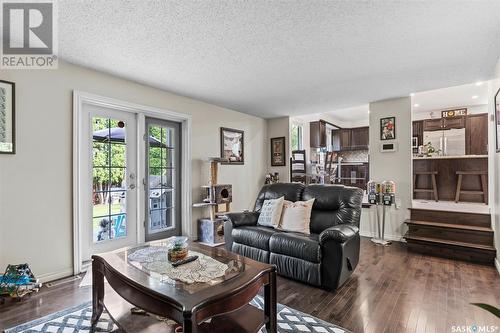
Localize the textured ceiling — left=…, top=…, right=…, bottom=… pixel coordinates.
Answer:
left=59, top=1, right=500, bottom=118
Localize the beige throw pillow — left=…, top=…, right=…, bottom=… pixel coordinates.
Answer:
left=257, top=196, right=285, bottom=228
left=278, top=199, right=315, bottom=235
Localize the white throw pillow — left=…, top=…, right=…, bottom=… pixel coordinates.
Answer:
left=257, top=196, right=285, bottom=228
left=278, top=199, right=315, bottom=235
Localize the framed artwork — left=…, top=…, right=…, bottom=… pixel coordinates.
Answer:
left=380, top=116, right=396, bottom=140
left=495, top=88, right=500, bottom=152
left=270, top=137, right=286, bottom=166
left=220, top=127, right=244, bottom=164
left=0, top=80, right=15, bottom=154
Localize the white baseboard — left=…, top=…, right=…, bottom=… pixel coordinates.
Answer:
left=37, top=267, right=74, bottom=283
left=495, top=258, right=500, bottom=275
left=359, top=231, right=405, bottom=242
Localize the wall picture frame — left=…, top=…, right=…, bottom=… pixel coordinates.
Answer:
left=380, top=116, right=396, bottom=140
left=495, top=88, right=500, bottom=152
left=220, top=127, right=244, bottom=164
left=270, top=136, right=286, bottom=166
left=0, top=80, right=15, bottom=154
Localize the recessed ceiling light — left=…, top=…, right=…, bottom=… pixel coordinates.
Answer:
left=413, top=103, right=419, bottom=107
left=472, top=95, right=479, bottom=99
left=475, top=81, right=483, bottom=86
left=410, top=93, right=415, bottom=97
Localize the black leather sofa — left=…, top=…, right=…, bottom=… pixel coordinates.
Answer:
left=224, top=183, right=363, bottom=290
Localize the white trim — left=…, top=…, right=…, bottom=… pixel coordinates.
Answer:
left=73, top=91, right=192, bottom=275
left=37, top=267, right=74, bottom=284
left=359, top=231, right=405, bottom=242
left=495, top=258, right=500, bottom=275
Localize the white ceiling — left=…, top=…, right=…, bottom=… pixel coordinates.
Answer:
left=412, top=82, right=489, bottom=114
left=59, top=1, right=500, bottom=119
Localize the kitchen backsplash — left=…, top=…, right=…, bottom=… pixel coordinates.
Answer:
left=337, top=150, right=369, bottom=162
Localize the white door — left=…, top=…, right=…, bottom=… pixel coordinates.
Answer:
left=80, top=104, right=138, bottom=262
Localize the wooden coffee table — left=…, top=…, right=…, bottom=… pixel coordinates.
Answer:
left=91, top=240, right=277, bottom=333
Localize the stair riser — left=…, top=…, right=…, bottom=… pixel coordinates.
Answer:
left=410, top=209, right=491, bottom=228
left=406, top=241, right=495, bottom=265
left=407, top=226, right=494, bottom=246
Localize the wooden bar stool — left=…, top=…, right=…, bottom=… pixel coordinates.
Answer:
left=413, top=171, right=439, bottom=202
left=455, top=171, right=488, bottom=204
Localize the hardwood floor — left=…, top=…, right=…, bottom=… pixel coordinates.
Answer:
left=0, top=237, right=499, bottom=333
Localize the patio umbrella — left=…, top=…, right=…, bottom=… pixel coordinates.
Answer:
left=93, top=127, right=166, bottom=148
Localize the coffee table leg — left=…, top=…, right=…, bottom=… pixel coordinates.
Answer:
left=264, top=270, right=277, bottom=333
left=91, top=259, right=105, bottom=327
left=182, top=313, right=195, bottom=333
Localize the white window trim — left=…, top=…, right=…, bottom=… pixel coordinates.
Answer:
left=72, top=90, right=192, bottom=275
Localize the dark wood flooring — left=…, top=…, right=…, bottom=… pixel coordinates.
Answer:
left=1, top=237, right=499, bottom=333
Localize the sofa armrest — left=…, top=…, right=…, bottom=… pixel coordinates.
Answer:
left=224, top=211, right=260, bottom=227
left=319, top=224, right=359, bottom=245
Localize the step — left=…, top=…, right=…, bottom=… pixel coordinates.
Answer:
left=404, top=234, right=495, bottom=252
left=408, top=208, right=491, bottom=228
left=405, top=234, right=496, bottom=265
left=404, top=219, right=493, bottom=233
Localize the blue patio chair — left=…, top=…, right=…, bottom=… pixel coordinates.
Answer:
left=113, top=214, right=126, bottom=238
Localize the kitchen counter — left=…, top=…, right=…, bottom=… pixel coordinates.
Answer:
left=413, top=155, right=487, bottom=160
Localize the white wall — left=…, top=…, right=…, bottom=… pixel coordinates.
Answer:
left=0, top=61, right=267, bottom=281
left=362, top=97, right=412, bottom=240
left=413, top=104, right=489, bottom=120
left=267, top=117, right=290, bottom=181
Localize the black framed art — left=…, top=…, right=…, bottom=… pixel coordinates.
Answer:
left=220, top=127, right=244, bottom=164
left=0, top=80, right=15, bottom=154
left=271, top=136, right=286, bottom=166
left=380, top=116, right=395, bottom=140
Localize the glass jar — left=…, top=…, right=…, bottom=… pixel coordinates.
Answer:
left=167, top=236, right=189, bottom=262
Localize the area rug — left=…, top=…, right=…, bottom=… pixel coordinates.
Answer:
left=4, top=296, right=349, bottom=333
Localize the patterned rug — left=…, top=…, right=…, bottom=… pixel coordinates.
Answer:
left=4, top=296, right=349, bottom=333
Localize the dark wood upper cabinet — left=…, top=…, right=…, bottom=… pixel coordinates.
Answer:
left=423, top=118, right=444, bottom=131
left=412, top=120, right=424, bottom=146
left=443, top=116, right=465, bottom=129
left=332, top=129, right=341, bottom=151
left=339, top=129, right=352, bottom=150
left=423, top=117, right=466, bottom=131
left=466, top=114, right=488, bottom=155
left=310, top=121, right=327, bottom=148
left=350, top=127, right=369, bottom=149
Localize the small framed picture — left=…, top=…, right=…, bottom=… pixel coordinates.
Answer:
left=271, top=137, right=286, bottom=166
left=380, top=116, right=396, bottom=140
left=220, top=127, right=244, bottom=164
left=0, top=80, right=15, bottom=154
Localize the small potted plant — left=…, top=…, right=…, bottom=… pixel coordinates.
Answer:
left=167, top=236, right=189, bottom=262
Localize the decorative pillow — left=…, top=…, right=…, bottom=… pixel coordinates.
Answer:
left=278, top=199, right=315, bottom=235
left=257, top=196, right=285, bottom=228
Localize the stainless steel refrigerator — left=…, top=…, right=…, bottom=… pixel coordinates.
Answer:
left=423, top=128, right=465, bottom=156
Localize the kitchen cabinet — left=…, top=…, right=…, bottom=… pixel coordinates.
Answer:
left=350, top=127, right=369, bottom=150
left=310, top=121, right=327, bottom=148
left=339, top=129, right=352, bottom=150
left=466, top=114, right=488, bottom=155
left=443, top=116, right=465, bottom=129
left=338, top=163, right=369, bottom=189
left=332, top=129, right=340, bottom=151
left=413, top=120, right=424, bottom=146
left=423, top=118, right=444, bottom=131
left=423, top=117, right=465, bottom=131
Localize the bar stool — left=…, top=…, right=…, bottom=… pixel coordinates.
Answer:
left=455, top=171, right=488, bottom=204
left=413, top=171, right=439, bottom=202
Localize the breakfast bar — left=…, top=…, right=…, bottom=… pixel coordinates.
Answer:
left=413, top=155, right=488, bottom=203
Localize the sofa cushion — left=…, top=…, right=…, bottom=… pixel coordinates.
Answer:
left=278, top=199, right=315, bottom=235
left=254, top=183, right=305, bottom=212
left=232, top=226, right=277, bottom=251
left=269, top=232, right=321, bottom=263
left=257, top=196, right=285, bottom=228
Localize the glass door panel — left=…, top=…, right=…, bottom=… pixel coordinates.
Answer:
left=145, top=118, right=181, bottom=241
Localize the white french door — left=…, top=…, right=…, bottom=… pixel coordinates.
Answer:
left=80, top=105, right=138, bottom=262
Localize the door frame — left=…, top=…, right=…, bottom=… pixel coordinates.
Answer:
left=73, top=90, right=192, bottom=275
